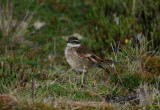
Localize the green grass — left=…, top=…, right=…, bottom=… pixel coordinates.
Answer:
left=0, top=0, right=160, bottom=109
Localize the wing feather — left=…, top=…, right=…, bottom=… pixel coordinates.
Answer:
left=76, top=45, right=104, bottom=64
left=75, top=44, right=118, bottom=68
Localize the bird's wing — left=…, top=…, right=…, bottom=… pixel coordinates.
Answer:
left=75, top=45, right=118, bottom=69
left=75, top=44, right=104, bottom=64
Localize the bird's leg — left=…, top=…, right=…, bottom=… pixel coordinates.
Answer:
left=82, top=72, right=88, bottom=84
left=81, top=66, right=88, bottom=87
left=75, top=72, right=80, bottom=83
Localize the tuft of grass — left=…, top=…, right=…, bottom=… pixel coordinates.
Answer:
left=0, top=0, right=36, bottom=53
left=0, top=94, right=17, bottom=110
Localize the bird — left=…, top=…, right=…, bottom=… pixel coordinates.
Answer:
left=65, top=36, right=117, bottom=86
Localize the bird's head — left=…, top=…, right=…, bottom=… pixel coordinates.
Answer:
left=67, top=36, right=80, bottom=47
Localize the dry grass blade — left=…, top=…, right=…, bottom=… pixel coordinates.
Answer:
left=0, top=94, right=17, bottom=110
left=53, top=100, right=115, bottom=110
left=0, top=0, right=38, bottom=52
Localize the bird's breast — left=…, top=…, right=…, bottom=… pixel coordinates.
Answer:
left=65, top=47, right=77, bottom=67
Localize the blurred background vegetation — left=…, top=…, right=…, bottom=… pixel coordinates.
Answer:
left=0, top=0, right=160, bottom=57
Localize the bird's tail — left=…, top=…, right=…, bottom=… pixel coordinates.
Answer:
left=96, top=59, right=118, bottom=69
left=104, top=59, right=119, bottom=64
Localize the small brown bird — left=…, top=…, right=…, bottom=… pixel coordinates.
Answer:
left=65, top=36, right=116, bottom=85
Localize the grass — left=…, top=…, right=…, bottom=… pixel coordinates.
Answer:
left=0, top=0, right=160, bottom=109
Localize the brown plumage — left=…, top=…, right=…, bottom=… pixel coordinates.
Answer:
left=75, top=44, right=115, bottom=69
left=65, top=36, right=117, bottom=85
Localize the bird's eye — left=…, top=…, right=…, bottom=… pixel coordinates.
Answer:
left=73, top=41, right=79, bottom=44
